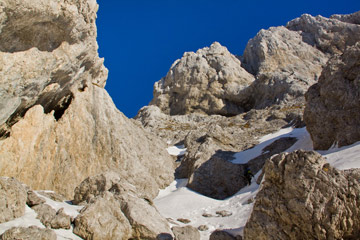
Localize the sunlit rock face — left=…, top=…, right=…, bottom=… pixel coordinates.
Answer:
left=0, top=0, right=175, bottom=199
left=150, top=42, right=255, bottom=116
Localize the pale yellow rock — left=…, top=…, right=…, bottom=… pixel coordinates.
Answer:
left=0, top=85, right=175, bottom=199
left=0, top=0, right=175, bottom=199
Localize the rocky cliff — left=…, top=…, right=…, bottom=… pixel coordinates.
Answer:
left=138, top=11, right=360, bottom=201
left=305, top=42, right=360, bottom=150
left=0, top=0, right=175, bottom=200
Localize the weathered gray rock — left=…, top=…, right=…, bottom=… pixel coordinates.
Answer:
left=26, top=190, right=46, bottom=207
left=241, top=26, right=327, bottom=109
left=118, top=193, right=173, bottom=239
left=50, top=208, right=71, bottom=230
left=32, top=204, right=57, bottom=228
left=73, top=192, right=132, bottom=240
left=210, top=230, right=242, bottom=240
left=0, top=177, right=27, bottom=223
left=73, top=171, right=137, bottom=205
left=0, top=226, right=56, bottom=240
left=32, top=204, right=71, bottom=229
left=172, top=226, right=200, bottom=240
left=244, top=150, right=360, bottom=240
left=331, top=11, right=360, bottom=24
left=150, top=42, right=255, bottom=116
left=304, top=42, right=360, bottom=150
left=287, top=12, right=360, bottom=55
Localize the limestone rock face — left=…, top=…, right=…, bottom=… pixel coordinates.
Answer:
left=241, top=26, right=327, bottom=108
left=0, top=84, right=175, bottom=199
left=0, top=226, right=57, bottom=240
left=0, top=177, right=27, bottom=223
left=0, top=0, right=175, bottom=199
left=150, top=42, right=255, bottom=116
left=244, top=150, right=360, bottom=240
left=304, top=42, right=360, bottom=150
left=0, top=0, right=107, bottom=138
left=287, top=11, right=360, bottom=55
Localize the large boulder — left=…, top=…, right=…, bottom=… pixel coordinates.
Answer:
left=150, top=42, right=255, bottom=116
left=73, top=172, right=174, bottom=240
left=0, top=226, right=56, bottom=240
left=118, top=194, right=173, bottom=239
left=0, top=177, right=27, bottom=223
left=304, top=42, right=360, bottom=150
left=244, top=150, right=360, bottom=240
left=73, top=192, right=133, bottom=240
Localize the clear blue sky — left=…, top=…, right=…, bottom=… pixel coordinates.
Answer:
left=96, top=0, right=359, bottom=118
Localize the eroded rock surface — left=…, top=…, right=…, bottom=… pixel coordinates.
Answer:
left=172, top=226, right=200, bottom=240
left=244, top=150, right=360, bottom=240
left=73, top=192, right=133, bottom=240
left=0, top=177, right=27, bottom=223
left=73, top=172, right=173, bottom=240
left=0, top=0, right=175, bottom=200
left=0, top=226, right=57, bottom=240
left=150, top=42, right=255, bottom=116
left=305, top=42, right=360, bottom=150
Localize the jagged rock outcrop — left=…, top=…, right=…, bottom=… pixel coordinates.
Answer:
left=286, top=12, right=360, bottom=55
left=0, top=226, right=57, bottom=240
left=244, top=150, right=360, bottom=240
left=137, top=104, right=302, bottom=199
left=241, top=26, right=327, bottom=108
left=0, top=177, right=27, bottom=223
left=138, top=11, right=360, bottom=201
left=150, top=42, right=255, bottom=116
left=305, top=42, right=360, bottom=150
left=0, top=0, right=175, bottom=199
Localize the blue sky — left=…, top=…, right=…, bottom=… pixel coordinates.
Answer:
left=96, top=0, right=360, bottom=117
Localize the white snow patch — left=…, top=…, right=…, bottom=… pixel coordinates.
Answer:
left=0, top=192, right=83, bottom=239
left=320, top=141, right=360, bottom=170
left=0, top=206, right=43, bottom=235
left=232, top=127, right=309, bottom=164
left=155, top=172, right=261, bottom=240
left=167, top=145, right=187, bottom=156
left=35, top=191, right=83, bottom=218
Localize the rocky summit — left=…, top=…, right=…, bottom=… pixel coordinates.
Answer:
left=0, top=0, right=360, bottom=239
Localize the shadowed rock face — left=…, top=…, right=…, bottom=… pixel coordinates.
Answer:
left=304, top=42, right=360, bottom=150
left=244, top=150, right=360, bottom=240
left=0, top=0, right=175, bottom=199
